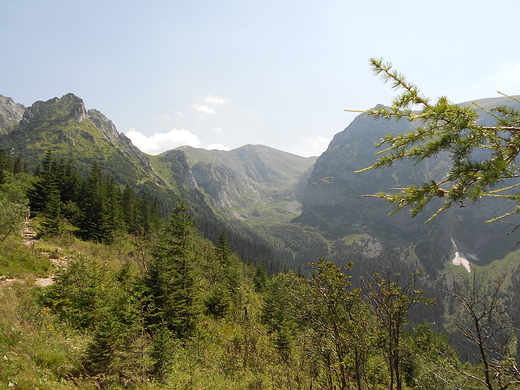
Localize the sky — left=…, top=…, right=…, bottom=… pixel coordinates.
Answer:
left=2, top=0, right=520, bottom=157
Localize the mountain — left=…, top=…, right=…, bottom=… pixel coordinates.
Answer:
left=0, top=93, right=306, bottom=270
left=4, top=92, right=520, bottom=274
left=295, top=97, right=520, bottom=270
left=151, top=145, right=316, bottom=221
left=0, top=93, right=161, bottom=187
left=0, top=94, right=25, bottom=134
left=0, top=93, right=236, bottom=232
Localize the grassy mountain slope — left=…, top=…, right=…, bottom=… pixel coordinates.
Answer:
left=295, top=97, right=520, bottom=270
left=0, top=93, right=160, bottom=186
left=151, top=145, right=316, bottom=226
left=0, top=93, right=292, bottom=270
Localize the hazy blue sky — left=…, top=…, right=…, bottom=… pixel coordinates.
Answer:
left=2, top=0, right=520, bottom=156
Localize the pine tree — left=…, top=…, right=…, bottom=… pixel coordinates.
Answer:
left=145, top=200, right=201, bottom=338
left=78, top=161, right=105, bottom=241
left=0, top=150, right=13, bottom=185
left=39, top=182, right=63, bottom=237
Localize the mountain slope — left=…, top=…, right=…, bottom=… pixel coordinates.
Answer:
left=0, top=93, right=294, bottom=270
left=151, top=145, right=317, bottom=224
left=295, top=97, right=520, bottom=268
left=0, top=94, right=25, bottom=134
left=0, top=93, right=161, bottom=186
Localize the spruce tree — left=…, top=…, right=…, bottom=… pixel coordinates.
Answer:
left=99, top=177, right=124, bottom=243
left=0, top=150, right=13, bottom=185
left=121, top=184, right=137, bottom=234
left=139, top=194, right=153, bottom=235
left=39, top=182, right=63, bottom=237
left=27, top=149, right=60, bottom=215
left=145, top=200, right=201, bottom=338
left=13, top=153, right=26, bottom=174
left=78, top=161, right=104, bottom=241
left=215, top=230, right=232, bottom=266
left=60, top=158, right=80, bottom=203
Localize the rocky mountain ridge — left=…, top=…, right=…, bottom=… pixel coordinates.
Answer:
left=0, top=94, right=25, bottom=133
left=170, top=145, right=316, bottom=215
left=0, top=93, right=157, bottom=184
left=0, top=93, right=314, bottom=268
left=3, top=92, right=520, bottom=272
left=295, top=97, right=520, bottom=267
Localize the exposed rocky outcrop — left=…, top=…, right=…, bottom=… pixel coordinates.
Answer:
left=87, top=109, right=119, bottom=140
left=20, top=93, right=88, bottom=126
left=0, top=94, right=25, bottom=133
left=172, top=145, right=317, bottom=216
left=191, top=162, right=262, bottom=209
left=295, top=99, right=520, bottom=266
left=0, top=93, right=163, bottom=190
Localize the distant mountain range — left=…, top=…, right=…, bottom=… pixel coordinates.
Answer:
left=2, top=92, right=520, bottom=275
left=296, top=99, right=520, bottom=273
left=0, top=93, right=314, bottom=269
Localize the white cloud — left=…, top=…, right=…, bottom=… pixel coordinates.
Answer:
left=192, top=104, right=216, bottom=114
left=152, top=110, right=183, bottom=122
left=204, top=94, right=229, bottom=105
left=125, top=127, right=200, bottom=155
left=206, top=143, right=230, bottom=151
left=291, top=136, right=331, bottom=157
left=211, top=126, right=223, bottom=132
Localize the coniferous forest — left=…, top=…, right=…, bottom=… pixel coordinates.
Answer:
left=1, top=149, right=520, bottom=390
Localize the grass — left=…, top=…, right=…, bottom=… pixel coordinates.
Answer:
left=0, top=283, right=86, bottom=389
left=0, top=238, right=53, bottom=278
left=0, top=247, right=284, bottom=390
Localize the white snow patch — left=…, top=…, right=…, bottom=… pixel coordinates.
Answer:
left=452, top=252, right=472, bottom=273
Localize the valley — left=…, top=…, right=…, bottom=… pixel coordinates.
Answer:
left=2, top=92, right=520, bottom=389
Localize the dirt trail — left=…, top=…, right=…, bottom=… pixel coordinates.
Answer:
left=22, top=217, right=38, bottom=246
left=0, top=219, right=65, bottom=288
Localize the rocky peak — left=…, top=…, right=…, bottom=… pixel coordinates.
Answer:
left=88, top=109, right=119, bottom=140
left=0, top=94, right=25, bottom=133
left=118, top=132, right=153, bottom=171
left=20, top=93, right=88, bottom=126
left=158, top=150, right=199, bottom=189
left=296, top=99, right=520, bottom=266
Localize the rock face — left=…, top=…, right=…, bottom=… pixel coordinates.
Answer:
left=87, top=108, right=119, bottom=140
left=0, top=93, right=161, bottom=188
left=156, top=149, right=200, bottom=189
left=295, top=101, right=520, bottom=267
left=4, top=91, right=519, bottom=271
left=172, top=145, right=317, bottom=215
left=191, top=162, right=261, bottom=209
left=20, top=93, right=88, bottom=126
left=0, top=94, right=25, bottom=133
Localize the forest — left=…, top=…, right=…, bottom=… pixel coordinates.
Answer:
left=1, top=149, right=520, bottom=390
